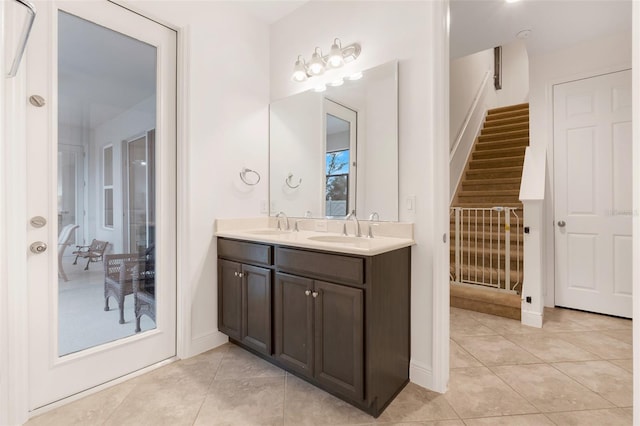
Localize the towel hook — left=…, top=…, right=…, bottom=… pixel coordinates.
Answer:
left=239, top=167, right=260, bottom=186
left=285, top=173, right=302, bottom=189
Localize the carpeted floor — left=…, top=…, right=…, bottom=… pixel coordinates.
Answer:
left=58, top=255, right=155, bottom=356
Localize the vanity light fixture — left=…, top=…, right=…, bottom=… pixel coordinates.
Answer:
left=291, top=38, right=361, bottom=83
left=347, top=71, right=363, bottom=81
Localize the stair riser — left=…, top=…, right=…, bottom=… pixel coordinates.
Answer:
left=485, top=109, right=529, bottom=121
left=472, top=147, right=526, bottom=160
left=462, top=182, right=521, bottom=191
left=483, top=116, right=530, bottom=128
left=479, top=131, right=529, bottom=143
left=481, top=123, right=529, bottom=135
left=475, top=139, right=529, bottom=151
left=487, top=103, right=529, bottom=115
left=468, top=158, right=524, bottom=169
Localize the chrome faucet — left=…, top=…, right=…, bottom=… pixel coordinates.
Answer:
left=344, top=210, right=361, bottom=237
left=369, top=212, right=380, bottom=221
left=276, top=211, right=289, bottom=231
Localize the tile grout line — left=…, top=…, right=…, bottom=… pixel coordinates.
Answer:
left=191, top=345, right=230, bottom=426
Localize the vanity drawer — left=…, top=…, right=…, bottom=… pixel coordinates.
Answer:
left=275, top=247, right=364, bottom=286
left=218, top=238, right=273, bottom=266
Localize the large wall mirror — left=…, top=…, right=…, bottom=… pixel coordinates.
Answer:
left=269, top=61, right=398, bottom=221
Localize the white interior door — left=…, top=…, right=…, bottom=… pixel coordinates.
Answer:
left=323, top=99, right=357, bottom=217
left=553, top=70, right=632, bottom=318
left=26, top=0, right=176, bottom=410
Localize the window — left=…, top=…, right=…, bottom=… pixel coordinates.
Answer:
left=103, top=145, right=114, bottom=228
left=325, top=149, right=350, bottom=216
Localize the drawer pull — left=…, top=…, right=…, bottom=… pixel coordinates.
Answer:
left=312, top=291, right=318, bottom=298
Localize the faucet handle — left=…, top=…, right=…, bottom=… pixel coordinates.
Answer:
left=342, top=223, right=348, bottom=236
left=294, top=220, right=301, bottom=232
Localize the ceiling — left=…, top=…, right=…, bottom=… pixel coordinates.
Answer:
left=450, top=0, right=632, bottom=59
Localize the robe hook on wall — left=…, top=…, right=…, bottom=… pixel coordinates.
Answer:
left=239, top=167, right=260, bottom=186
left=285, top=173, right=302, bottom=189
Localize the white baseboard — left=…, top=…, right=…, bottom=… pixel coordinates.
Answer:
left=521, top=308, right=543, bottom=328
left=188, top=331, right=228, bottom=358
left=409, top=360, right=434, bottom=391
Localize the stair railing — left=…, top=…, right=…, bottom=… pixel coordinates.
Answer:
left=450, top=206, right=521, bottom=293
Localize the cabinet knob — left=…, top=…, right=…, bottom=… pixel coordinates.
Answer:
left=312, top=291, right=318, bottom=298
left=305, top=290, right=311, bottom=296
left=234, top=272, right=238, bottom=277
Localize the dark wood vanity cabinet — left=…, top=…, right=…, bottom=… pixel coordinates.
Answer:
left=274, top=273, right=364, bottom=402
left=217, top=240, right=272, bottom=355
left=217, top=237, right=410, bottom=418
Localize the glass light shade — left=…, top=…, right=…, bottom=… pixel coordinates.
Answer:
left=308, top=51, right=325, bottom=75
left=328, top=78, right=344, bottom=87
left=313, top=84, right=327, bottom=93
left=327, top=42, right=344, bottom=68
left=292, top=59, right=307, bottom=82
left=347, top=71, right=363, bottom=81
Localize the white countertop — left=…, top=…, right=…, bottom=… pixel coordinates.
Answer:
left=214, top=218, right=415, bottom=256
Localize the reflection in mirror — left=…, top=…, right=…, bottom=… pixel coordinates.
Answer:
left=270, top=61, right=398, bottom=221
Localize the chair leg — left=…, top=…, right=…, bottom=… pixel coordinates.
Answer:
left=73, top=255, right=79, bottom=265
left=104, top=296, right=110, bottom=312
left=135, top=315, right=141, bottom=333
left=118, top=295, right=125, bottom=324
left=84, top=258, right=91, bottom=271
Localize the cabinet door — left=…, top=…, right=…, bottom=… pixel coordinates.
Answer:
left=274, top=273, right=314, bottom=377
left=218, top=259, right=242, bottom=340
left=241, top=264, right=272, bottom=355
left=314, top=280, right=364, bottom=401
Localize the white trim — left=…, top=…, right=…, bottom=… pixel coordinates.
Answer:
left=430, top=0, right=450, bottom=395
left=520, top=308, right=543, bottom=328
left=409, top=360, right=434, bottom=389
left=632, top=2, right=639, bottom=423
left=189, top=332, right=228, bottom=357
left=28, top=357, right=177, bottom=419
left=3, top=5, right=30, bottom=421
left=175, top=24, right=191, bottom=360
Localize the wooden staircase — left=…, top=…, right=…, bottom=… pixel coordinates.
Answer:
left=450, top=102, right=529, bottom=320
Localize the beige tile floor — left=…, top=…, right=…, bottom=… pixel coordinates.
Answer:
left=27, top=306, right=633, bottom=425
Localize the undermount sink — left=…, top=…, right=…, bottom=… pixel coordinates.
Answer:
left=307, top=235, right=367, bottom=244
left=245, top=229, right=290, bottom=236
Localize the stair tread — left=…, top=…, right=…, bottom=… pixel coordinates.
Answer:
left=478, top=130, right=530, bottom=142
left=481, top=123, right=529, bottom=134
left=488, top=103, right=529, bottom=115
left=475, top=138, right=530, bottom=150
left=458, top=189, right=520, bottom=196
left=484, top=115, right=530, bottom=127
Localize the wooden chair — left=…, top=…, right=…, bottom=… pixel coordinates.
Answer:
left=58, top=224, right=79, bottom=282
left=104, top=254, right=140, bottom=324
left=72, top=239, right=108, bottom=270
left=134, top=244, right=155, bottom=332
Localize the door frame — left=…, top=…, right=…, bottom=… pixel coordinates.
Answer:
left=543, top=64, right=632, bottom=309
left=551, top=69, right=633, bottom=316
left=0, top=1, right=190, bottom=423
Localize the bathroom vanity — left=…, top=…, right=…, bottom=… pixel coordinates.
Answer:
left=215, top=218, right=413, bottom=417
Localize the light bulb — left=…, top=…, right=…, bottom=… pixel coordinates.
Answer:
left=308, top=48, right=325, bottom=75
left=347, top=71, right=363, bottom=81
left=313, top=85, right=327, bottom=93
left=327, top=39, right=344, bottom=68
left=329, top=78, right=344, bottom=87
left=291, top=57, right=308, bottom=82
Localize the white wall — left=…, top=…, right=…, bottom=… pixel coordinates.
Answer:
left=528, top=30, right=632, bottom=308
left=449, top=48, right=495, bottom=149
left=120, top=0, right=271, bottom=356
left=271, top=0, right=448, bottom=391
left=496, top=39, right=529, bottom=107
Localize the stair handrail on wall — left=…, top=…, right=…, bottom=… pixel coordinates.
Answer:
left=449, top=70, right=493, bottom=202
